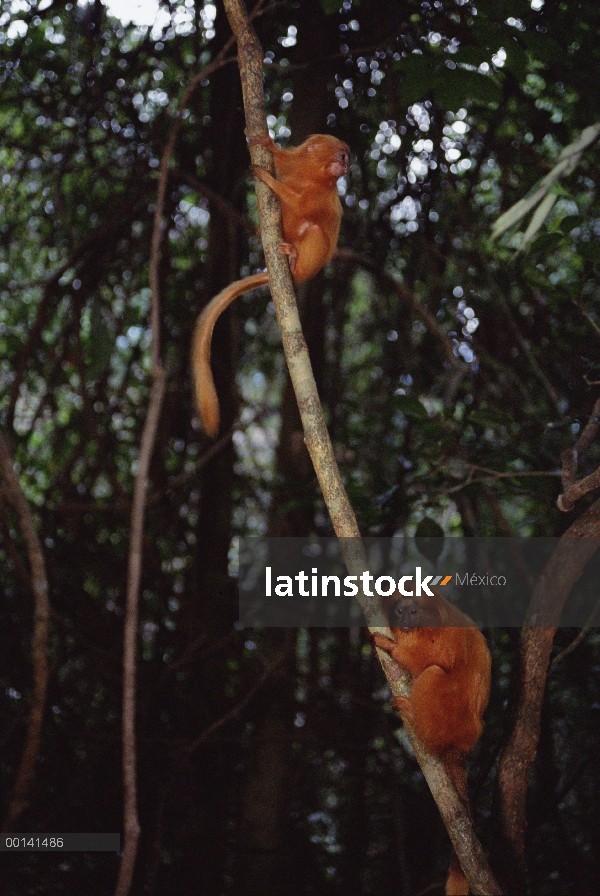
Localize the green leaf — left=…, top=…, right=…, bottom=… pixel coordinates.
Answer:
left=397, top=54, right=440, bottom=105
left=523, top=267, right=553, bottom=290
left=453, top=46, right=492, bottom=67
left=530, top=232, right=564, bottom=254
left=415, top=518, right=445, bottom=563
left=436, top=68, right=501, bottom=109
left=394, top=395, right=428, bottom=420
left=320, top=0, right=341, bottom=14
left=469, top=407, right=512, bottom=427
left=503, top=38, right=528, bottom=80
left=578, top=241, right=600, bottom=263
left=11, top=118, right=25, bottom=139
left=559, top=215, right=583, bottom=234
left=520, top=30, right=561, bottom=64
left=86, top=301, right=115, bottom=381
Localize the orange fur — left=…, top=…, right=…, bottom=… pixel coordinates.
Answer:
left=372, top=591, right=491, bottom=896
left=191, top=134, right=349, bottom=437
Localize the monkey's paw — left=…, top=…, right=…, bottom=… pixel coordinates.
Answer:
left=393, top=696, right=414, bottom=723
left=279, top=242, right=298, bottom=271
left=246, top=132, right=276, bottom=150
left=250, top=164, right=268, bottom=177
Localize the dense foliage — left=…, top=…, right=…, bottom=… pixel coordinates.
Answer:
left=2, top=1, right=600, bottom=893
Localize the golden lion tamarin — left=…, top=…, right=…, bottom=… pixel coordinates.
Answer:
left=373, top=590, right=491, bottom=895
left=192, top=133, right=350, bottom=437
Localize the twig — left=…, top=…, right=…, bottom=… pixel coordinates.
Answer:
left=562, top=395, right=600, bottom=485
left=0, top=432, right=50, bottom=833
left=46, top=428, right=234, bottom=518
left=572, top=298, right=600, bottom=340
left=557, top=395, right=600, bottom=511
left=442, top=467, right=560, bottom=496
left=187, top=647, right=291, bottom=751
left=171, top=168, right=255, bottom=234
left=499, top=293, right=561, bottom=412
left=335, top=248, right=466, bottom=373
left=557, top=464, right=600, bottom=512
left=550, top=592, right=600, bottom=669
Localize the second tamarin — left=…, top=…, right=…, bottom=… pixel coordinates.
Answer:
left=373, top=590, right=491, bottom=895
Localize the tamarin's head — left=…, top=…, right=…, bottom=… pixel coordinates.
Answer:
left=384, top=592, right=446, bottom=630
left=303, top=134, right=350, bottom=181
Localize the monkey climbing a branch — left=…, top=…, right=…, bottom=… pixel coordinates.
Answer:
left=191, top=133, right=350, bottom=437
left=373, top=590, right=491, bottom=896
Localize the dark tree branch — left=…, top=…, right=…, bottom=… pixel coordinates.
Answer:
left=550, top=593, right=600, bottom=669
left=114, top=13, right=267, bottom=893
left=557, top=395, right=600, bottom=511
left=497, top=498, right=600, bottom=879
left=113, top=363, right=166, bottom=896
left=187, top=646, right=292, bottom=751
left=335, top=247, right=467, bottom=373
left=0, top=432, right=50, bottom=833
left=172, top=168, right=256, bottom=234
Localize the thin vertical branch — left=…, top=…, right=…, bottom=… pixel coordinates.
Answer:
left=222, top=0, right=369, bottom=576
left=497, top=497, right=600, bottom=876
left=114, top=363, right=166, bottom=896
left=116, top=12, right=267, bottom=893
left=557, top=394, right=600, bottom=511
left=0, top=432, right=50, bottom=833
left=221, top=2, right=501, bottom=892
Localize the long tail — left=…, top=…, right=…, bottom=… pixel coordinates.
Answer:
left=445, top=758, right=471, bottom=896
left=191, top=272, right=269, bottom=437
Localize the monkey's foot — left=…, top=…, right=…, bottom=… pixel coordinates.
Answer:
left=246, top=132, right=276, bottom=150
left=393, top=696, right=414, bottom=723
left=371, top=632, right=396, bottom=655
left=250, top=164, right=268, bottom=178
left=279, top=242, right=298, bottom=272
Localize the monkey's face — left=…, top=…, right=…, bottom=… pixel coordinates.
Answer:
left=305, top=136, right=350, bottom=180
left=328, top=146, right=350, bottom=178
left=387, top=594, right=443, bottom=630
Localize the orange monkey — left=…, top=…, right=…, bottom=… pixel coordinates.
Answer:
left=192, top=133, right=349, bottom=437
left=373, top=590, right=491, bottom=895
